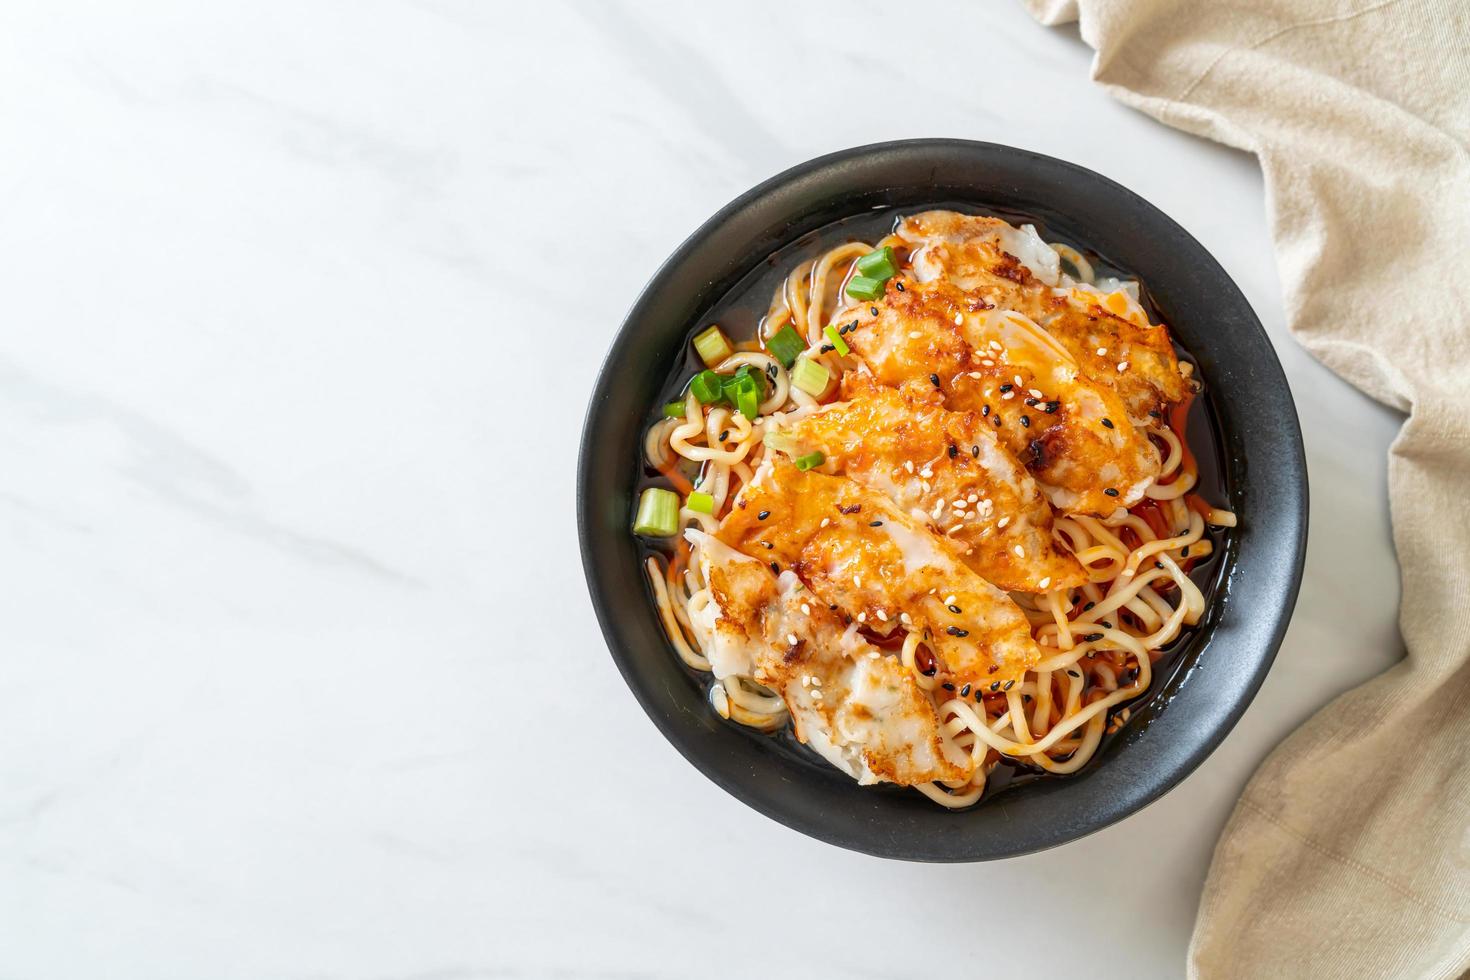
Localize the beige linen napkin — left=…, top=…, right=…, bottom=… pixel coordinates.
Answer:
left=1024, top=1, right=1470, bottom=976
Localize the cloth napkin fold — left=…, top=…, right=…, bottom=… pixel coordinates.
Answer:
left=1024, top=1, right=1470, bottom=976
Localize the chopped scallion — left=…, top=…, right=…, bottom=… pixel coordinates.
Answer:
left=686, top=490, right=715, bottom=515
left=663, top=400, right=687, bottom=419
left=822, top=324, right=850, bottom=356
left=633, top=487, right=680, bottom=537
left=855, top=245, right=898, bottom=280
left=845, top=275, right=886, bottom=301
left=693, top=325, right=733, bottom=367
left=766, top=324, right=806, bottom=369
left=731, top=375, right=759, bottom=419
left=690, top=369, right=724, bottom=404
left=794, top=451, right=826, bottom=471
left=790, top=356, right=830, bottom=396
left=763, top=431, right=797, bottom=454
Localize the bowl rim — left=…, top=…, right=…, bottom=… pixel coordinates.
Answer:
left=578, top=138, right=1308, bottom=861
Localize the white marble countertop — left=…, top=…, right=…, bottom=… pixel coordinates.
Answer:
left=0, top=2, right=1405, bottom=977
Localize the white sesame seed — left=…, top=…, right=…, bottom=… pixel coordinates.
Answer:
left=812, top=689, right=823, bottom=700
left=802, top=674, right=811, bottom=686
left=787, top=633, right=798, bottom=645
left=853, top=575, right=862, bottom=588
left=801, top=603, right=811, bottom=615
left=920, top=467, right=933, bottom=478
left=1014, top=375, right=1024, bottom=386
left=1038, top=577, right=1051, bottom=590
left=1117, top=361, right=1129, bottom=372
left=954, top=314, right=964, bottom=325
left=997, top=516, right=1010, bottom=528
left=1014, top=545, right=1025, bottom=557
left=980, top=359, right=995, bottom=367
left=931, top=501, right=945, bottom=519
left=989, top=340, right=1002, bottom=351
left=876, top=609, right=888, bottom=622
left=920, top=480, right=931, bottom=493
left=868, top=651, right=880, bottom=659
left=969, top=371, right=982, bottom=379
left=857, top=612, right=867, bottom=623
left=810, top=676, right=821, bottom=686
left=1028, top=388, right=1043, bottom=398
left=951, top=499, right=967, bottom=510
left=1096, top=347, right=1107, bottom=356
left=967, top=494, right=979, bottom=503
left=944, top=595, right=957, bottom=605
left=929, top=588, right=938, bottom=595
left=903, top=460, right=915, bottom=473
left=947, top=524, right=965, bottom=535
left=900, top=612, right=912, bottom=625
left=820, top=517, right=830, bottom=527
left=1002, top=391, right=1015, bottom=400
left=908, top=331, right=922, bottom=339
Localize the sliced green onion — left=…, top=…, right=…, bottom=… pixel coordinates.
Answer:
left=794, top=451, right=826, bottom=471
left=663, top=400, right=687, bottom=419
left=822, top=324, right=850, bottom=356
left=845, top=275, right=887, bottom=301
left=686, top=490, right=715, bottom=515
left=764, top=430, right=797, bottom=454
left=855, top=246, right=898, bottom=280
left=693, top=325, right=733, bottom=367
left=731, top=375, right=759, bottom=419
left=633, top=487, right=680, bottom=537
left=790, top=356, right=830, bottom=396
left=690, top=369, right=724, bottom=404
left=766, top=324, right=806, bottom=369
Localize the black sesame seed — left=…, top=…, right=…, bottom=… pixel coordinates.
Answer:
left=947, top=604, right=962, bottom=614
left=989, top=682, right=1000, bottom=692
left=1102, top=621, right=1114, bottom=629
left=1023, top=694, right=1032, bottom=703
left=982, top=404, right=991, bottom=417
left=761, top=541, right=773, bottom=549
left=1083, top=601, right=1095, bottom=611
left=1068, top=669, right=1081, bottom=678
left=828, top=604, right=837, bottom=610
left=719, top=429, right=729, bottom=441
left=1020, top=415, right=1030, bottom=428
left=758, top=510, right=771, bottom=520
left=1104, top=488, right=1120, bottom=497
left=1149, top=409, right=1161, bottom=419
left=975, top=690, right=984, bottom=702
left=1155, top=560, right=1165, bottom=569
left=942, top=682, right=956, bottom=692
left=870, top=306, right=879, bottom=316
left=1181, top=546, right=1191, bottom=558
left=868, top=520, right=884, bottom=527
left=769, top=562, right=780, bottom=574
left=1004, top=680, right=1015, bottom=690
left=896, top=282, right=905, bottom=291
left=946, top=626, right=969, bottom=637
left=1101, top=417, right=1115, bottom=429
left=960, top=684, right=971, bottom=697
left=993, top=417, right=1002, bottom=427
left=1024, top=397, right=1038, bottom=407
left=1044, top=400, right=1060, bottom=413
left=948, top=444, right=958, bottom=458
left=971, top=445, right=980, bottom=458
left=999, top=383, right=1013, bottom=393
left=819, top=344, right=835, bottom=353
left=1083, top=632, right=1104, bottom=642
left=930, top=373, right=942, bottom=388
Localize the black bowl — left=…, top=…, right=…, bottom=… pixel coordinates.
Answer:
left=578, top=139, right=1307, bottom=861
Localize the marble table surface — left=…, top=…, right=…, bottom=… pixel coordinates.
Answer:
left=0, top=2, right=1405, bottom=977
